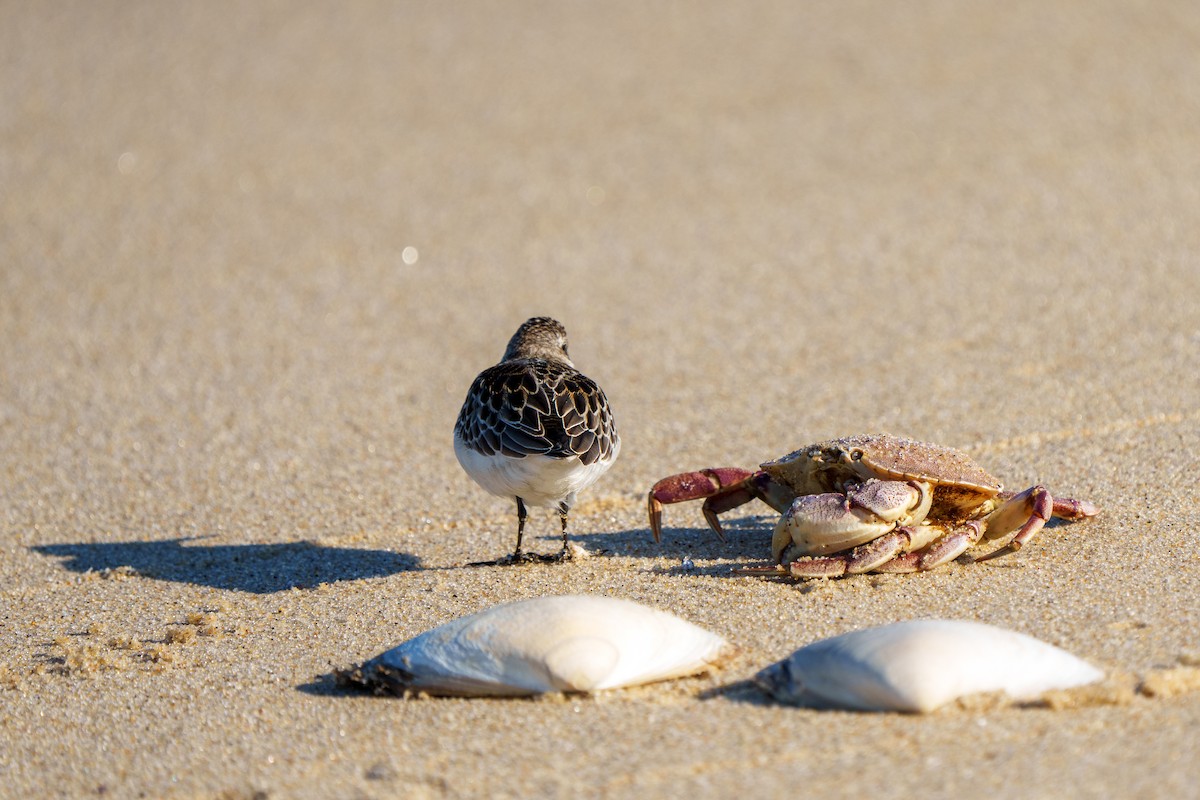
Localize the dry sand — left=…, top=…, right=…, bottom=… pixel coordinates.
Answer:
left=3, top=1, right=1200, bottom=797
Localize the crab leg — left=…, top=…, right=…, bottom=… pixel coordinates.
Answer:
left=700, top=486, right=758, bottom=542
left=974, top=485, right=1053, bottom=562
left=786, top=528, right=913, bottom=578
left=648, top=468, right=796, bottom=541
left=998, top=488, right=1096, bottom=521
left=739, top=518, right=987, bottom=579
left=873, top=520, right=986, bottom=573
left=647, top=468, right=756, bottom=542
left=993, top=489, right=1099, bottom=520
left=1051, top=496, right=1099, bottom=520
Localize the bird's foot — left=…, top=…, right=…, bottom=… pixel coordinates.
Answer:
left=466, top=551, right=560, bottom=567
left=466, top=542, right=591, bottom=567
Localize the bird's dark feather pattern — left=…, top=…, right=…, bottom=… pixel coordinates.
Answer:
left=455, top=358, right=618, bottom=465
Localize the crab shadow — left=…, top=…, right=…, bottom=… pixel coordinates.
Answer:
left=571, top=514, right=775, bottom=572
left=32, top=538, right=419, bottom=594
left=573, top=512, right=1084, bottom=575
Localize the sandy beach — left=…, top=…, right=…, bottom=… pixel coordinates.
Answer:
left=3, top=1, right=1199, bottom=797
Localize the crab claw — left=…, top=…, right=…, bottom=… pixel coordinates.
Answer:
left=974, top=485, right=1054, bottom=562
left=647, top=467, right=757, bottom=542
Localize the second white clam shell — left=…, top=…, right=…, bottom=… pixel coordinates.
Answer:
left=353, top=595, right=733, bottom=697
left=755, top=619, right=1104, bottom=713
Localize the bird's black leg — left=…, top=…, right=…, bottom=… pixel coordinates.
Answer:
left=557, top=502, right=570, bottom=555
left=467, top=497, right=573, bottom=567
left=512, top=497, right=528, bottom=558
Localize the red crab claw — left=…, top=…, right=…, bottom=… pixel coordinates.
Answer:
left=647, top=467, right=759, bottom=542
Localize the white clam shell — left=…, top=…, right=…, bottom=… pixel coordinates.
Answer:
left=347, top=595, right=732, bottom=697
left=755, top=620, right=1104, bottom=713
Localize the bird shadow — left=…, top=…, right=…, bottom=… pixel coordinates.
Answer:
left=31, top=538, right=420, bottom=594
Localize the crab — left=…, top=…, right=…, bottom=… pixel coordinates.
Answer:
left=647, top=433, right=1098, bottom=578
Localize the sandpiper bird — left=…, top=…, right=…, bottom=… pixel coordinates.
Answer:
left=454, top=317, right=621, bottom=563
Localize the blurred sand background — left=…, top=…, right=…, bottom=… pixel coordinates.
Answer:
left=3, top=1, right=1200, bottom=797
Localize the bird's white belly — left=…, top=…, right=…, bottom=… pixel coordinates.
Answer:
left=454, top=436, right=618, bottom=508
